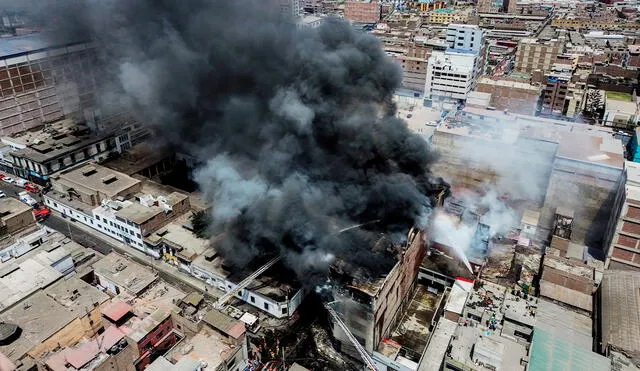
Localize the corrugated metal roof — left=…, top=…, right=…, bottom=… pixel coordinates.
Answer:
left=601, top=270, right=640, bottom=355
left=529, top=328, right=611, bottom=371
left=0, top=34, right=54, bottom=59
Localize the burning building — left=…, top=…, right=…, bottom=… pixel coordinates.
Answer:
left=325, top=228, right=426, bottom=363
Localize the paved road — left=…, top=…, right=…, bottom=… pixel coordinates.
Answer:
left=42, top=214, right=114, bottom=255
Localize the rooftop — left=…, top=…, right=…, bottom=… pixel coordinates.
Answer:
left=0, top=257, right=62, bottom=311
left=147, top=356, right=202, bottom=371
left=600, top=270, right=640, bottom=355
left=0, top=291, right=78, bottom=362
left=101, top=144, right=172, bottom=176
left=534, top=300, right=593, bottom=350
left=44, top=326, right=127, bottom=371
left=101, top=300, right=133, bottom=322
left=0, top=33, right=85, bottom=59
left=387, top=285, right=440, bottom=357
left=202, top=310, right=245, bottom=339
left=127, top=308, right=172, bottom=343
left=166, top=330, right=239, bottom=371
left=417, top=318, right=457, bottom=371
left=192, top=249, right=299, bottom=302
left=12, top=129, right=113, bottom=164
left=529, top=328, right=611, bottom=371
left=154, top=222, right=209, bottom=261
left=556, top=131, right=624, bottom=169
left=92, top=252, right=157, bottom=295
left=44, top=276, right=109, bottom=314
left=447, top=325, right=527, bottom=371
left=445, top=278, right=474, bottom=316
left=477, top=77, right=540, bottom=91
left=539, top=267, right=593, bottom=312
left=0, top=198, right=32, bottom=220
left=57, top=163, right=141, bottom=199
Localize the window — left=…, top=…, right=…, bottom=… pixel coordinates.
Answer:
left=282, top=308, right=287, bottom=315
left=137, top=233, right=141, bottom=238
left=250, top=296, right=255, bottom=303
left=264, top=302, right=269, bottom=310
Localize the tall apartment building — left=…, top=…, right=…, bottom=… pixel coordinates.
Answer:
left=515, top=38, right=563, bottom=74
left=446, top=24, right=484, bottom=54
left=279, top=0, right=300, bottom=18
left=425, top=50, right=480, bottom=102
left=344, top=1, right=381, bottom=23
left=540, top=73, right=571, bottom=116
left=0, top=34, right=100, bottom=135
left=396, top=44, right=434, bottom=93
left=475, top=77, right=541, bottom=115
left=604, top=161, right=640, bottom=271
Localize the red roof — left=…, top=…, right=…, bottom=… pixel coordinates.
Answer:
left=45, top=326, right=126, bottom=371
left=101, top=300, right=133, bottom=322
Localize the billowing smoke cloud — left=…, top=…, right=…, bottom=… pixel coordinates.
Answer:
left=30, top=0, right=444, bottom=283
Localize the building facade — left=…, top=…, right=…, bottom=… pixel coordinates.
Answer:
left=604, top=161, right=640, bottom=270
left=446, top=24, right=484, bottom=54
left=0, top=35, right=100, bottom=135
left=475, top=77, right=541, bottom=115
left=515, top=39, right=563, bottom=74
left=541, top=73, right=571, bottom=116
left=344, top=1, right=381, bottom=23
left=425, top=50, right=480, bottom=102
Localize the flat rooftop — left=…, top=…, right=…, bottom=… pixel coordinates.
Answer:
left=529, top=327, right=611, bottom=371
left=534, top=299, right=593, bottom=350
left=0, top=33, right=86, bottom=59
left=0, top=198, right=32, bottom=219
left=13, top=131, right=113, bottom=164
left=166, top=330, right=237, bottom=370
left=92, top=252, right=157, bottom=295
left=130, top=281, right=185, bottom=317
left=448, top=325, right=527, bottom=371
left=557, top=131, right=624, bottom=169
left=44, top=276, right=110, bottom=315
left=0, top=291, right=78, bottom=362
left=102, top=144, right=172, bottom=176
left=192, top=249, right=299, bottom=302
left=477, top=77, right=540, bottom=91
left=147, top=222, right=209, bottom=261
left=600, top=270, right=640, bottom=356
left=57, top=163, right=141, bottom=199
left=126, top=308, right=172, bottom=343
left=0, top=257, right=62, bottom=311
left=418, top=318, right=457, bottom=371
left=388, top=285, right=440, bottom=357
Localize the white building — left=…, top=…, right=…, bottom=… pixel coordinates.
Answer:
left=446, top=24, right=484, bottom=53
left=425, top=50, right=480, bottom=102
left=280, top=0, right=300, bottom=18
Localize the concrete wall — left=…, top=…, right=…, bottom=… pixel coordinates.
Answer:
left=542, top=158, right=622, bottom=250
left=138, top=198, right=190, bottom=237
left=28, top=305, right=105, bottom=359
left=93, top=343, right=137, bottom=371
left=2, top=207, right=36, bottom=234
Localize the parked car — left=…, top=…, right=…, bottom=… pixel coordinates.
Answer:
left=2, top=177, right=14, bottom=183
left=18, top=191, right=38, bottom=207
left=14, top=178, right=28, bottom=188
left=33, top=206, right=51, bottom=220
left=25, top=183, right=39, bottom=193
left=0, top=191, right=5, bottom=198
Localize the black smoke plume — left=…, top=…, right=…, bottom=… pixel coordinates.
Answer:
left=28, top=0, right=443, bottom=284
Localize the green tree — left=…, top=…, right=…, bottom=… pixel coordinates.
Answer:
left=583, top=90, right=604, bottom=122
left=191, top=210, right=212, bottom=239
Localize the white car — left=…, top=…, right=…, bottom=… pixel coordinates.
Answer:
left=0, top=191, right=5, bottom=198
left=2, top=177, right=14, bottom=183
